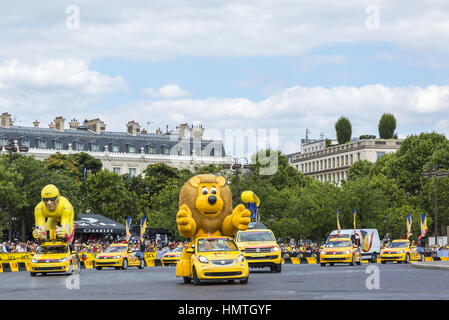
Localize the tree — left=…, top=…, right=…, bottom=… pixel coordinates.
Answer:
left=335, top=116, right=352, bottom=144
left=378, top=113, right=396, bottom=139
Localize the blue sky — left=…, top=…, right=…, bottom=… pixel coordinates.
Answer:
left=1, top=1, right=449, bottom=156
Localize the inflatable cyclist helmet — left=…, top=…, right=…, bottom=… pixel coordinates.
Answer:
left=41, top=184, right=60, bottom=201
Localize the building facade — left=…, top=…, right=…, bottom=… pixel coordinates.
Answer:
left=0, top=112, right=228, bottom=175
left=289, top=138, right=402, bottom=184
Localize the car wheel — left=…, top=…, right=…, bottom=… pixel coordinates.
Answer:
left=96, top=267, right=102, bottom=270
left=138, top=259, right=145, bottom=269
left=271, top=264, right=282, bottom=273
left=320, top=263, right=326, bottom=267
left=30, top=272, right=36, bottom=277
left=330, top=263, right=334, bottom=266
left=122, top=259, right=128, bottom=270
left=193, top=268, right=200, bottom=286
left=371, top=253, right=377, bottom=263
left=381, top=261, right=386, bottom=264
left=183, top=277, right=191, bottom=284
left=240, top=277, right=249, bottom=284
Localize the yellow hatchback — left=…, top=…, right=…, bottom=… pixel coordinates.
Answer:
left=320, top=237, right=362, bottom=266
left=29, top=241, right=80, bottom=276
left=182, top=236, right=249, bottom=285
left=94, top=243, right=145, bottom=270
left=161, top=246, right=184, bottom=266
left=380, top=239, right=423, bottom=264
left=235, top=229, right=282, bottom=273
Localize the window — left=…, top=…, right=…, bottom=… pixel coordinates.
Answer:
left=129, top=168, right=137, bottom=178
left=75, top=142, right=84, bottom=151
left=111, top=143, right=120, bottom=152
left=113, top=167, right=121, bottom=174
left=38, top=140, right=47, bottom=149
left=91, top=143, right=100, bottom=152
left=147, top=145, right=155, bottom=154
left=376, top=152, right=385, bottom=160
left=127, top=145, right=136, bottom=153
left=21, top=139, right=30, bottom=148
left=0, top=138, right=8, bottom=146
left=54, top=140, right=63, bottom=150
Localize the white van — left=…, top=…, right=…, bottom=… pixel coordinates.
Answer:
left=327, top=229, right=381, bottom=263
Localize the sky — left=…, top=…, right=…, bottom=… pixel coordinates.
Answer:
left=1, top=1, right=449, bottom=157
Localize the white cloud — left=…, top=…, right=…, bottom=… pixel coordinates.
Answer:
left=143, top=84, right=190, bottom=99
left=87, top=84, right=449, bottom=155
left=2, top=1, right=449, bottom=61
left=0, top=59, right=128, bottom=126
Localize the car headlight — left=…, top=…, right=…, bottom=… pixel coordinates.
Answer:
left=343, top=251, right=350, bottom=254
left=320, top=250, right=325, bottom=255
left=271, top=246, right=280, bottom=252
left=58, top=257, right=68, bottom=262
left=397, top=251, right=403, bottom=254
left=198, top=255, right=209, bottom=263
left=237, top=254, right=245, bottom=263
left=113, top=255, right=121, bottom=259
left=31, top=258, right=37, bottom=263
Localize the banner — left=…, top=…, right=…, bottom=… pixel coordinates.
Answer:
left=406, top=214, right=412, bottom=239
left=420, top=213, right=428, bottom=237
left=126, top=216, right=132, bottom=242
left=336, top=209, right=341, bottom=235
left=140, top=216, right=147, bottom=242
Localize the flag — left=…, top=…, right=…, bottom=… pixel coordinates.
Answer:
left=336, top=209, right=341, bottom=234
left=353, top=208, right=357, bottom=233
left=125, top=216, right=132, bottom=242
left=140, top=216, right=147, bottom=242
left=420, top=214, right=428, bottom=237
left=406, top=214, right=412, bottom=239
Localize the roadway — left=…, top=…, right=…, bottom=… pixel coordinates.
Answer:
left=1, top=263, right=448, bottom=300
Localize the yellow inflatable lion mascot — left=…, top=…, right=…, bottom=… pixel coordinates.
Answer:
left=175, top=174, right=251, bottom=277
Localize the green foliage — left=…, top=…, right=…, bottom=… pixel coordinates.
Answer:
left=335, top=116, right=352, bottom=144
left=378, top=113, right=397, bottom=139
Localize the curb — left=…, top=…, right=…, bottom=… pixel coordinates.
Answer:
left=411, top=262, right=449, bottom=271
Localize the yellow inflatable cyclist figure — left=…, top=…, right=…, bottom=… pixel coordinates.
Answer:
left=32, top=184, right=75, bottom=244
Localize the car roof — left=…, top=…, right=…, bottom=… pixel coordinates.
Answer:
left=41, top=241, right=68, bottom=246
left=392, top=239, right=409, bottom=242
left=329, top=237, right=351, bottom=241
left=196, top=236, right=233, bottom=241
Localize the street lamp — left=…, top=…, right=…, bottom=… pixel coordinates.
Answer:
left=2, top=138, right=29, bottom=241
left=422, top=165, right=449, bottom=247
left=222, top=157, right=253, bottom=206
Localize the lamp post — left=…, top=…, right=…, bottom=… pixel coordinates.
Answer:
left=130, top=183, right=150, bottom=222
left=222, top=157, right=252, bottom=206
left=2, top=138, right=29, bottom=241
left=422, top=165, right=449, bottom=247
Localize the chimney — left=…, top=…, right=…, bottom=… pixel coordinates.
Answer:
left=33, top=120, right=40, bottom=128
left=156, top=127, right=162, bottom=135
left=190, top=122, right=204, bottom=140
left=126, top=121, right=141, bottom=136
left=86, top=118, right=105, bottom=134
left=54, top=116, right=65, bottom=132
left=69, top=119, right=79, bottom=129
left=1, top=112, right=12, bottom=128
left=177, top=123, right=189, bottom=139
left=48, top=122, right=55, bottom=129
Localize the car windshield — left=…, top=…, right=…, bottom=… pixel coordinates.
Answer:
left=104, top=246, right=127, bottom=253
left=388, top=242, right=409, bottom=248
left=237, top=231, right=275, bottom=242
left=325, top=241, right=351, bottom=248
left=197, top=238, right=238, bottom=252
left=36, top=246, right=68, bottom=254
left=172, top=247, right=184, bottom=252
left=326, top=234, right=351, bottom=242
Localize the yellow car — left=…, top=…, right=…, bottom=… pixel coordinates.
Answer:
left=380, top=239, right=423, bottom=264
left=161, top=246, right=183, bottom=266
left=94, top=243, right=145, bottom=270
left=182, top=236, right=249, bottom=285
left=235, top=229, right=282, bottom=273
left=29, top=241, right=80, bottom=276
left=320, top=237, right=362, bottom=266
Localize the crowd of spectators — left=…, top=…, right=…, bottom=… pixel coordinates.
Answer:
left=0, top=236, right=187, bottom=255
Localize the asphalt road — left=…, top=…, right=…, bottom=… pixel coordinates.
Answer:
left=1, top=263, right=449, bottom=300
